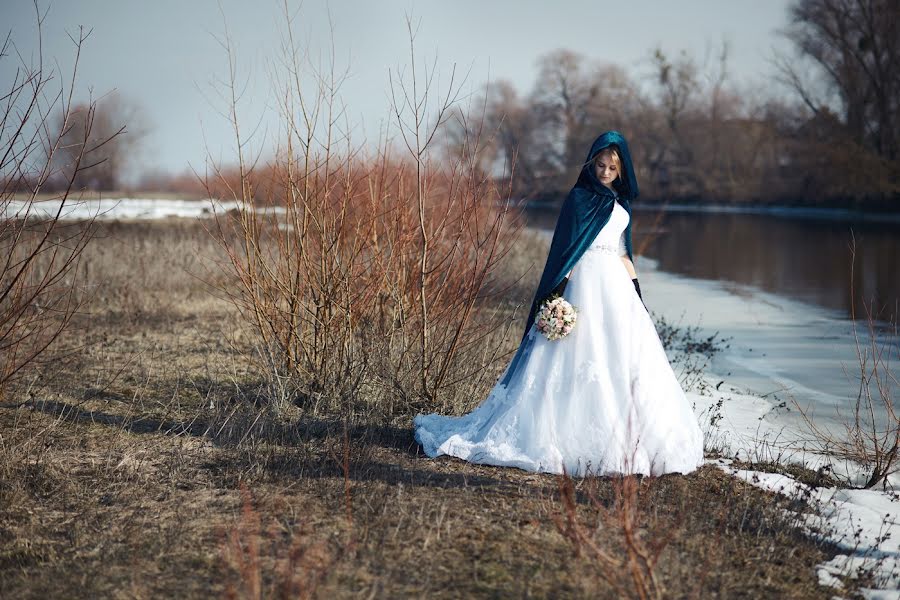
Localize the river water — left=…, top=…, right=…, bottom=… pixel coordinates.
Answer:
left=634, top=207, right=900, bottom=325
left=525, top=205, right=900, bottom=432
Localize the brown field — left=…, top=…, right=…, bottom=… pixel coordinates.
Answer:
left=0, top=219, right=857, bottom=598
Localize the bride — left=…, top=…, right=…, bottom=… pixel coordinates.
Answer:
left=414, top=131, right=704, bottom=476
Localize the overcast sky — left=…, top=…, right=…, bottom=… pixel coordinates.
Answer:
left=2, top=0, right=794, bottom=180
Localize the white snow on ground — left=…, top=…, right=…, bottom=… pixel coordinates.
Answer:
left=689, top=380, right=900, bottom=598
left=2, top=196, right=284, bottom=221
left=636, top=252, right=900, bottom=597
left=719, top=461, right=899, bottom=598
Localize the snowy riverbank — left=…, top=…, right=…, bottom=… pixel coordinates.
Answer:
left=639, top=253, right=897, bottom=433
left=652, top=256, right=900, bottom=597
left=686, top=373, right=899, bottom=598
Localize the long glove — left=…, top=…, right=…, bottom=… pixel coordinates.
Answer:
left=632, top=277, right=648, bottom=312
left=549, top=276, right=569, bottom=299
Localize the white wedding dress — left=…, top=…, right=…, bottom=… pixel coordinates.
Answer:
left=414, top=200, right=704, bottom=476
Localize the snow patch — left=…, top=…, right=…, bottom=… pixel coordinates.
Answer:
left=724, top=463, right=899, bottom=597
left=4, top=197, right=284, bottom=221
left=692, top=371, right=899, bottom=597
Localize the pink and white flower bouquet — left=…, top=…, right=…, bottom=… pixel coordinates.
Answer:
left=535, top=296, right=577, bottom=341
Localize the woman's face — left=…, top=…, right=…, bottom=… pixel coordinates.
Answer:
left=593, top=152, right=619, bottom=189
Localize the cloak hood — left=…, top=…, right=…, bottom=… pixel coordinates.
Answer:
left=500, top=131, right=638, bottom=386
left=579, top=130, right=639, bottom=202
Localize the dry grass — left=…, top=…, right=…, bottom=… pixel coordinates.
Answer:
left=0, top=220, right=856, bottom=598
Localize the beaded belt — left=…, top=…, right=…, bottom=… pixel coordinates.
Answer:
left=585, top=243, right=621, bottom=256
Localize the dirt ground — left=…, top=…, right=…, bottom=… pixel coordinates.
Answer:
left=0, top=220, right=857, bottom=598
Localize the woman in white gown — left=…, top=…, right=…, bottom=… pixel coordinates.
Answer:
left=414, top=131, right=704, bottom=476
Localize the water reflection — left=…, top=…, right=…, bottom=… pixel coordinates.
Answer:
left=526, top=207, right=900, bottom=324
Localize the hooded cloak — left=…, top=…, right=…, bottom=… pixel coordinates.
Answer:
left=500, top=131, right=639, bottom=386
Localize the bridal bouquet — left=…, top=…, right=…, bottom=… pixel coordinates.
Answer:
left=535, top=296, right=577, bottom=341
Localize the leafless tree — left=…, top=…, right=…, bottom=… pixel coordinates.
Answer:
left=529, top=50, right=639, bottom=192
left=1, top=5, right=120, bottom=400
left=795, top=237, right=899, bottom=489
left=776, top=0, right=899, bottom=161
left=50, top=91, right=144, bottom=191
left=651, top=48, right=700, bottom=137
left=445, top=79, right=542, bottom=198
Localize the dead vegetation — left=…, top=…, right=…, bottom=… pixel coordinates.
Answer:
left=795, top=237, right=899, bottom=489
left=202, top=7, right=522, bottom=428
left=0, top=219, right=856, bottom=599
left=0, top=4, right=867, bottom=598
left=0, top=13, right=123, bottom=401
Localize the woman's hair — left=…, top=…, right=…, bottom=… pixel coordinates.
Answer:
left=592, top=146, right=622, bottom=174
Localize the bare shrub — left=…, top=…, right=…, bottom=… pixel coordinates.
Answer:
left=654, top=312, right=729, bottom=396
left=551, top=472, right=674, bottom=600
left=205, top=8, right=520, bottom=420
left=221, top=484, right=336, bottom=600
left=0, top=10, right=122, bottom=401
left=796, top=237, right=899, bottom=489
left=796, top=306, right=898, bottom=489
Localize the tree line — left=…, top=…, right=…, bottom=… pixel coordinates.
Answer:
left=449, top=0, right=899, bottom=209
left=7, top=0, right=897, bottom=209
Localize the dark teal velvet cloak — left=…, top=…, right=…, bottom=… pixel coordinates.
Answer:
left=500, top=131, right=639, bottom=386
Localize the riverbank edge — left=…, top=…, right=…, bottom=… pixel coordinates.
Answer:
left=524, top=199, right=900, bottom=224
left=633, top=202, right=900, bottom=224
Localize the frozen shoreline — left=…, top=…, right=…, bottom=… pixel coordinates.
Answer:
left=639, top=254, right=896, bottom=432
left=687, top=374, right=899, bottom=598
left=636, top=254, right=898, bottom=596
